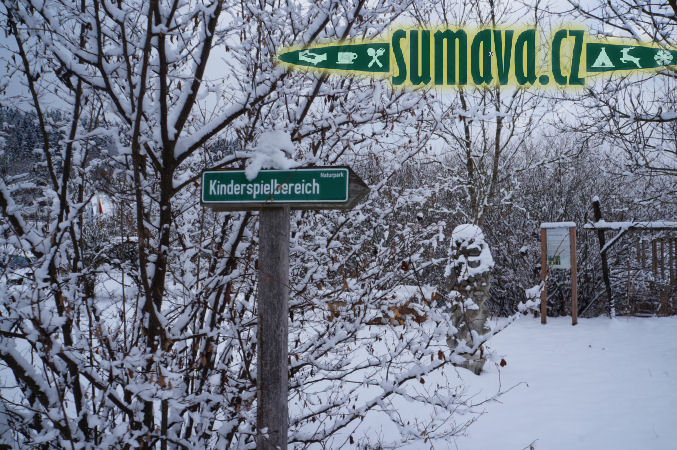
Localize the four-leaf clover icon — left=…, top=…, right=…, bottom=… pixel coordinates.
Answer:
left=654, top=49, right=673, bottom=65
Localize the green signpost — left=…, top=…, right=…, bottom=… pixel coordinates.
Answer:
left=201, top=165, right=369, bottom=450
left=201, top=166, right=368, bottom=211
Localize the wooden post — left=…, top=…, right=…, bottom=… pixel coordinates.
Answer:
left=257, top=207, right=290, bottom=450
left=636, top=238, right=641, bottom=263
left=659, top=239, right=665, bottom=280
left=570, top=226, right=578, bottom=326
left=669, top=239, right=677, bottom=286
left=540, top=228, right=547, bottom=324
left=592, top=199, right=614, bottom=317
left=651, top=239, right=658, bottom=280
left=626, top=252, right=632, bottom=305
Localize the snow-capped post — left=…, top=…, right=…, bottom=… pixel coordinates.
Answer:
left=200, top=132, right=369, bottom=449
left=539, top=222, right=578, bottom=325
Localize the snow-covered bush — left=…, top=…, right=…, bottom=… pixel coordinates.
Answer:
left=0, top=0, right=511, bottom=448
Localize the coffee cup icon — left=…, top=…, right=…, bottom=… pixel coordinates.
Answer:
left=337, top=52, right=358, bottom=64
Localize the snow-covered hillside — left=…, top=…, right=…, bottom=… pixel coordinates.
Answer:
left=452, top=317, right=677, bottom=450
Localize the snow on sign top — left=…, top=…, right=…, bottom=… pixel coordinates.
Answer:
left=278, top=28, right=677, bottom=89
left=245, top=131, right=298, bottom=180
left=540, top=222, right=576, bottom=229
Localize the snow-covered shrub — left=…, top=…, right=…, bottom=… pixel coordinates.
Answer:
left=0, top=1, right=512, bottom=448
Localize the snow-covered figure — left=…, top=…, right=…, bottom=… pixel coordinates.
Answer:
left=445, top=224, right=494, bottom=374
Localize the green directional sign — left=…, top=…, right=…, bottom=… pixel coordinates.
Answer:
left=277, top=28, right=677, bottom=88
left=587, top=43, right=676, bottom=72
left=278, top=43, right=390, bottom=73
left=201, top=167, right=370, bottom=211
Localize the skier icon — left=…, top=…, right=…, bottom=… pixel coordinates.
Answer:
left=367, top=47, right=385, bottom=68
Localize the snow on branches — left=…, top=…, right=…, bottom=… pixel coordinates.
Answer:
left=0, top=0, right=513, bottom=448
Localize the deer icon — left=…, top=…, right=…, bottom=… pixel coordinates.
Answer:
left=620, top=47, right=642, bottom=68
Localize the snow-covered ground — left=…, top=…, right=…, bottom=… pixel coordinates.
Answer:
left=452, top=316, right=677, bottom=450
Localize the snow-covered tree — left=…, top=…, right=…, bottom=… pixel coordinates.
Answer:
left=556, top=0, right=677, bottom=190
left=411, top=0, right=547, bottom=226
left=0, top=0, right=515, bottom=448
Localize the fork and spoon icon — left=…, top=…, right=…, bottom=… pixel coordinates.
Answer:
left=367, top=47, right=385, bottom=68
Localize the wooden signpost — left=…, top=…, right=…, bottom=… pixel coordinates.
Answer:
left=540, top=222, right=578, bottom=326
left=202, top=166, right=369, bottom=450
